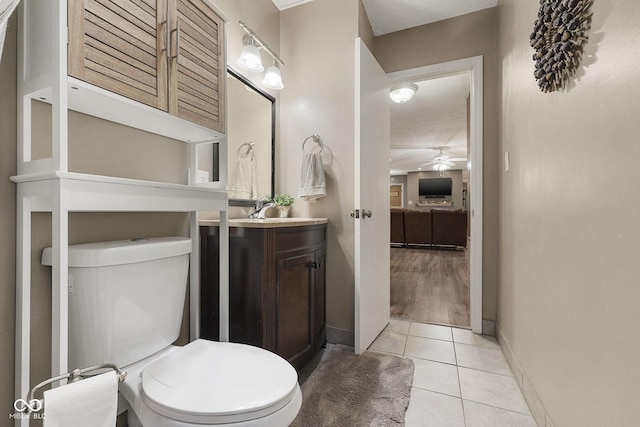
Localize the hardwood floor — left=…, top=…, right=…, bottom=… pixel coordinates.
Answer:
left=390, top=246, right=470, bottom=327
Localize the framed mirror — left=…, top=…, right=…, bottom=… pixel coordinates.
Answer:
left=225, top=68, right=275, bottom=207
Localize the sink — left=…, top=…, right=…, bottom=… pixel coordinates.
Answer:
left=200, top=218, right=328, bottom=228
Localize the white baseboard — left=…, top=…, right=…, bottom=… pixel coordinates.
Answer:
left=496, top=325, right=554, bottom=427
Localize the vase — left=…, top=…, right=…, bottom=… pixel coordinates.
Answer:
left=277, top=206, right=290, bottom=218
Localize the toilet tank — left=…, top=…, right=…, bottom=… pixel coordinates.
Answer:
left=42, top=237, right=192, bottom=369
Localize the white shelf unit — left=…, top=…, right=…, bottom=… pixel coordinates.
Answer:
left=12, top=1, right=230, bottom=425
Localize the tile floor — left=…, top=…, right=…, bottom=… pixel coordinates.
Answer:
left=368, top=319, right=538, bottom=427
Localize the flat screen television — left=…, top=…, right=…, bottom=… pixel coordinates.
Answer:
left=419, top=178, right=452, bottom=198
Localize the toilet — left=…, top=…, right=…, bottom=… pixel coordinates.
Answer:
left=42, top=237, right=302, bottom=426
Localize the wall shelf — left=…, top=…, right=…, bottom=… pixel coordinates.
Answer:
left=13, top=1, right=230, bottom=425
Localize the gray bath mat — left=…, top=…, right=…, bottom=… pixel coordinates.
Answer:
left=291, top=344, right=414, bottom=426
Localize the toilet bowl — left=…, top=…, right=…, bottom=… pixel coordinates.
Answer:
left=42, top=237, right=302, bottom=426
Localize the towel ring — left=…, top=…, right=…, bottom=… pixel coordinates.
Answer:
left=302, top=135, right=323, bottom=154
left=237, top=142, right=254, bottom=160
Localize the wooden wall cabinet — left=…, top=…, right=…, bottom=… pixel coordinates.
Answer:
left=68, top=0, right=225, bottom=132
left=201, top=224, right=327, bottom=370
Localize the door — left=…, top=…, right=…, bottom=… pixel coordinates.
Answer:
left=170, top=0, right=225, bottom=132
left=68, top=0, right=169, bottom=110
left=354, top=38, right=390, bottom=354
left=275, top=252, right=314, bottom=369
left=390, top=184, right=402, bottom=207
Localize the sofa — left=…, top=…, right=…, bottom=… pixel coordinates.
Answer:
left=390, top=208, right=468, bottom=248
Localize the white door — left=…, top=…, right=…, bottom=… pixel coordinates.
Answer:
left=354, top=38, right=390, bottom=354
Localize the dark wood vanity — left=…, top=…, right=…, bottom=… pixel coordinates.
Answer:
left=200, top=219, right=327, bottom=370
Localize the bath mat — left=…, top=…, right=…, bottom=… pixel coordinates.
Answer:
left=291, top=344, right=414, bottom=427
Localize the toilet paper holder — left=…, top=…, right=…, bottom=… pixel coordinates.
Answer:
left=23, top=363, right=127, bottom=413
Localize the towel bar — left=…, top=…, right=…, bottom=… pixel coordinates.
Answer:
left=26, top=363, right=127, bottom=408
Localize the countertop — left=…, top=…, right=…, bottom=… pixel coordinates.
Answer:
left=199, top=217, right=328, bottom=228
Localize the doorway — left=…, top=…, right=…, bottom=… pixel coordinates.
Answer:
left=390, top=183, right=403, bottom=207
left=387, top=57, right=483, bottom=333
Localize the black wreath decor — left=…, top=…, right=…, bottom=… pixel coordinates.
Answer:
left=530, top=0, right=594, bottom=92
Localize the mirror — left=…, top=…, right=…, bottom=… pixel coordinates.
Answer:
left=226, top=68, right=275, bottom=207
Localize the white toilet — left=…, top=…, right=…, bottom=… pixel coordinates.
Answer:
left=42, top=237, right=302, bottom=426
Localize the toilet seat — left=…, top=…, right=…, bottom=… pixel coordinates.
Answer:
left=121, top=339, right=301, bottom=426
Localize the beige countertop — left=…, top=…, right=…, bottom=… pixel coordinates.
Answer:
left=199, top=217, right=328, bottom=228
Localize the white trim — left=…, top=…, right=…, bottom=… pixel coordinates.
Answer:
left=387, top=56, right=484, bottom=334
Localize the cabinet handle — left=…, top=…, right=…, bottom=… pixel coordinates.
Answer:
left=161, top=20, right=169, bottom=59
left=309, top=261, right=322, bottom=269
left=171, top=22, right=181, bottom=60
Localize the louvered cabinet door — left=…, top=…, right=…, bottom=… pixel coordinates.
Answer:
left=169, top=0, right=225, bottom=132
left=68, top=0, right=169, bottom=110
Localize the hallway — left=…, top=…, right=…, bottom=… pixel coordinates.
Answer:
left=369, top=320, right=536, bottom=427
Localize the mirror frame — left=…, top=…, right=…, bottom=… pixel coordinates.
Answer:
left=226, top=67, right=276, bottom=207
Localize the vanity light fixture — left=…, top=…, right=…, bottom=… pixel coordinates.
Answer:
left=390, top=83, right=418, bottom=103
left=238, top=21, right=285, bottom=90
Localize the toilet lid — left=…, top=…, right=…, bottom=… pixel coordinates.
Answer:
left=140, top=339, right=299, bottom=424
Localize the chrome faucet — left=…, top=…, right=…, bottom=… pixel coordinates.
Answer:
left=250, top=201, right=275, bottom=219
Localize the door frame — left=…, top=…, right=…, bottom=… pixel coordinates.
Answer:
left=387, top=56, right=484, bottom=334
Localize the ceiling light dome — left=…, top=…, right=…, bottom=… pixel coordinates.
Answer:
left=390, top=83, right=418, bottom=103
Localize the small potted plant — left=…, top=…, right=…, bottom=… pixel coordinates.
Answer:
left=272, top=193, right=294, bottom=218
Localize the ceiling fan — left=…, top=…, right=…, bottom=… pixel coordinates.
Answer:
left=420, top=149, right=464, bottom=171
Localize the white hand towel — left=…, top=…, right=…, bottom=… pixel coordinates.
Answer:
left=230, top=155, right=258, bottom=199
left=298, top=152, right=326, bottom=201
left=44, top=371, right=118, bottom=427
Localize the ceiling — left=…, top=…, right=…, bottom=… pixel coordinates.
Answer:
left=361, top=0, right=498, bottom=36
left=272, top=0, right=498, bottom=35
left=272, top=0, right=497, bottom=177
left=390, top=74, right=469, bottom=175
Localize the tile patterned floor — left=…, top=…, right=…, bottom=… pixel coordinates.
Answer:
left=368, top=319, right=538, bottom=427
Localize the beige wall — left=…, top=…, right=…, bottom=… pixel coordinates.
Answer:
left=497, top=0, right=640, bottom=425
left=279, top=0, right=360, bottom=333
left=1, top=13, right=17, bottom=420
left=373, top=8, right=499, bottom=321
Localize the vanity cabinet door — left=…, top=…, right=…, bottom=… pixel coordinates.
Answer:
left=68, top=0, right=169, bottom=110
left=275, top=252, right=315, bottom=370
left=169, top=0, right=225, bottom=132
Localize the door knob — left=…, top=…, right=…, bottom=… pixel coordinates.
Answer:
left=362, top=210, right=372, bottom=218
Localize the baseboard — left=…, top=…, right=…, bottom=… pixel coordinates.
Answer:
left=326, top=325, right=354, bottom=347
left=482, top=319, right=496, bottom=336
left=496, top=325, right=554, bottom=427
